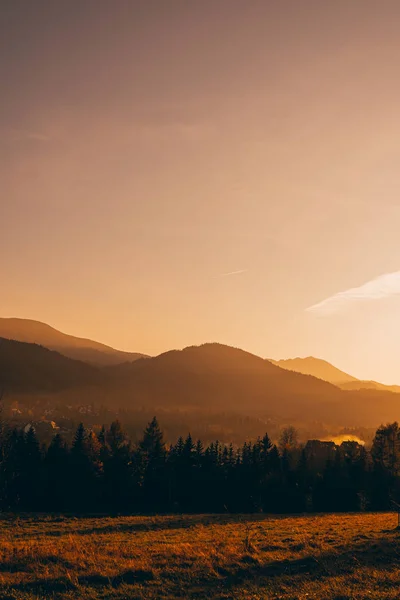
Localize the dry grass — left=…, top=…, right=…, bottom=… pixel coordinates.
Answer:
left=0, top=512, right=399, bottom=599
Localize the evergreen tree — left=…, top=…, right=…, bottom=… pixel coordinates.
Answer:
left=172, top=434, right=197, bottom=511
left=136, top=417, right=167, bottom=511
left=296, top=447, right=311, bottom=507
left=20, top=427, right=43, bottom=509
left=45, top=434, right=69, bottom=511
left=2, top=429, right=25, bottom=509
left=70, top=423, right=101, bottom=510
left=0, top=416, right=396, bottom=516
left=103, top=421, right=133, bottom=511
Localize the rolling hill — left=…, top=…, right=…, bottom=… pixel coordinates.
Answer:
left=0, top=318, right=147, bottom=366
left=271, top=356, right=400, bottom=394
left=1, top=340, right=342, bottom=421
left=2, top=338, right=400, bottom=428
left=104, top=345, right=400, bottom=425
left=105, top=344, right=339, bottom=416
left=269, top=357, right=357, bottom=384
left=339, top=380, right=400, bottom=393
left=0, top=337, right=102, bottom=392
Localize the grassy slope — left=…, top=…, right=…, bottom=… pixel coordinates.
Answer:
left=1, top=513, right=400, bottom=599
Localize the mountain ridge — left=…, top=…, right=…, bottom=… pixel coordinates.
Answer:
left=0, top=318, right=147, bottom=366
left=2, top=338, right=400, bottom=427
left=269, top=356, right=358, bottom=383
left=271, top=356, right=400, bottom=393
left=0, top=337, right=102, bottom=392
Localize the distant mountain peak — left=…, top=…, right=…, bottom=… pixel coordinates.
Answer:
left=269, top=356, right=358, bottom=384
left=269, top=356, right=400, bottom=393
left=0, top=317, right=148, bottom=366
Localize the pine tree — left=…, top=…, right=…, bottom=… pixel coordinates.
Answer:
left=103, top=421, right=133, bottom=511
left=45, top=434, right=69, bottom=511
left=136, top=417, right=167, bottom=511
left=173, top=434, right=196, bottom=511
left=173, top=436, right=185, bottom=458
left=0, top=415, right=396, bottom=516
left=194, top=439, right=204, bottom=465
left=183, top=434, right=195, bottom=462
left=107, top=420, right=127, bottom=454
left=262, top=445, right=283, bottom=513
left=2, top=429, right=25, bottom=509
left=70, top=423, right=101, bottom=510
left=192, top=439, right=206, bottom=511
left=139, top=417, right=166, bottom=461
left=21, top=427, right=43, bottom=509
left=72, top=423, right=87, bottom=456
left=261, top=433, right=273, bottom=468
left=98, top=425, right=106, bottom=447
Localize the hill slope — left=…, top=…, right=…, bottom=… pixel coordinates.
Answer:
left=2, top=339, right=400, bottom=428
left=109, top=345, right=400, bottom=425
left=339, top=380, right=400, bottom=393
left=0, top=318, right=147, bottom=366
left=269, top=357, right=358, bottom=384
left=0, top=337, right=101, bottom=392
left=271, top=356, right=400, bottom=394
left=105, top=344, right=342, bottom=417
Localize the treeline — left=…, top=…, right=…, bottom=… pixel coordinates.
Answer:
left=0, top=418, right=399, bottom=513
left=7, top=400, right=279, bottom=448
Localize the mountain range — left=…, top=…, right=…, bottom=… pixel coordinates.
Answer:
left=269, top=357, right=357, bottom=384
left=0, top=318, right=147, bottom=366
left=1, top=318, right=400, bottom=430
left=271, top=357, right=400, bottom=394
left=0, top=337, right=100, bottom=392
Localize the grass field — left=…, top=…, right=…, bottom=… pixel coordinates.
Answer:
left=0, top=512, right=399, bottom=599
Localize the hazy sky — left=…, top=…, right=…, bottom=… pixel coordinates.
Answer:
left=2, top=0, right=400, bottom=383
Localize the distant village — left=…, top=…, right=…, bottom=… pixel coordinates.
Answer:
left=7, top=402, right=102, bottom=445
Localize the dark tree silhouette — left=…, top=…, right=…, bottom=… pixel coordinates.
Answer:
left=0, top=417, right=398, bottom=516
left=45, top=433, right=69, bottom=510
left=136, top=417, right=167, bottom=511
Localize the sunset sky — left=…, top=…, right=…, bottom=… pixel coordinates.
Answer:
left=2, top=1, right=400, bottom=383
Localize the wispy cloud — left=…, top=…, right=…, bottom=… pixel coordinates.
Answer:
left=8, top=129, right=51, bottom=142
left=218, top=269, right=248, bottom=277
left=306, top=270, right=400, bottom=315
left=25, top=132, right=50, bottom=142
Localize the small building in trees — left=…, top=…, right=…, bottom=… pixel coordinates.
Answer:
left=23, top=420, right=60, bottom=444
left=304, top=440, right=337, bottom=472
left=340, top=440, right=363, bottom=460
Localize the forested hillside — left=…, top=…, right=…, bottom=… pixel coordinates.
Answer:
left=0, top=338, right=101, bottom=392
left=2, top=340, right=400, bottom=434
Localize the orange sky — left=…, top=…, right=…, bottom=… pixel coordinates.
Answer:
left=2, top=1, right=400, bottom=383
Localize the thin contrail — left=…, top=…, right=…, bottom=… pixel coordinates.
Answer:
left=218, top=269, right=248, bottom=277
left=306, top=270, right=400, bottom=315
left=10, top=128, right=50, bottom=142
left=26, top=132, right=50, bottom=141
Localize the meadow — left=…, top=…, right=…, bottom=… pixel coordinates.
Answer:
left=0, top=513, right=399, bottom=599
